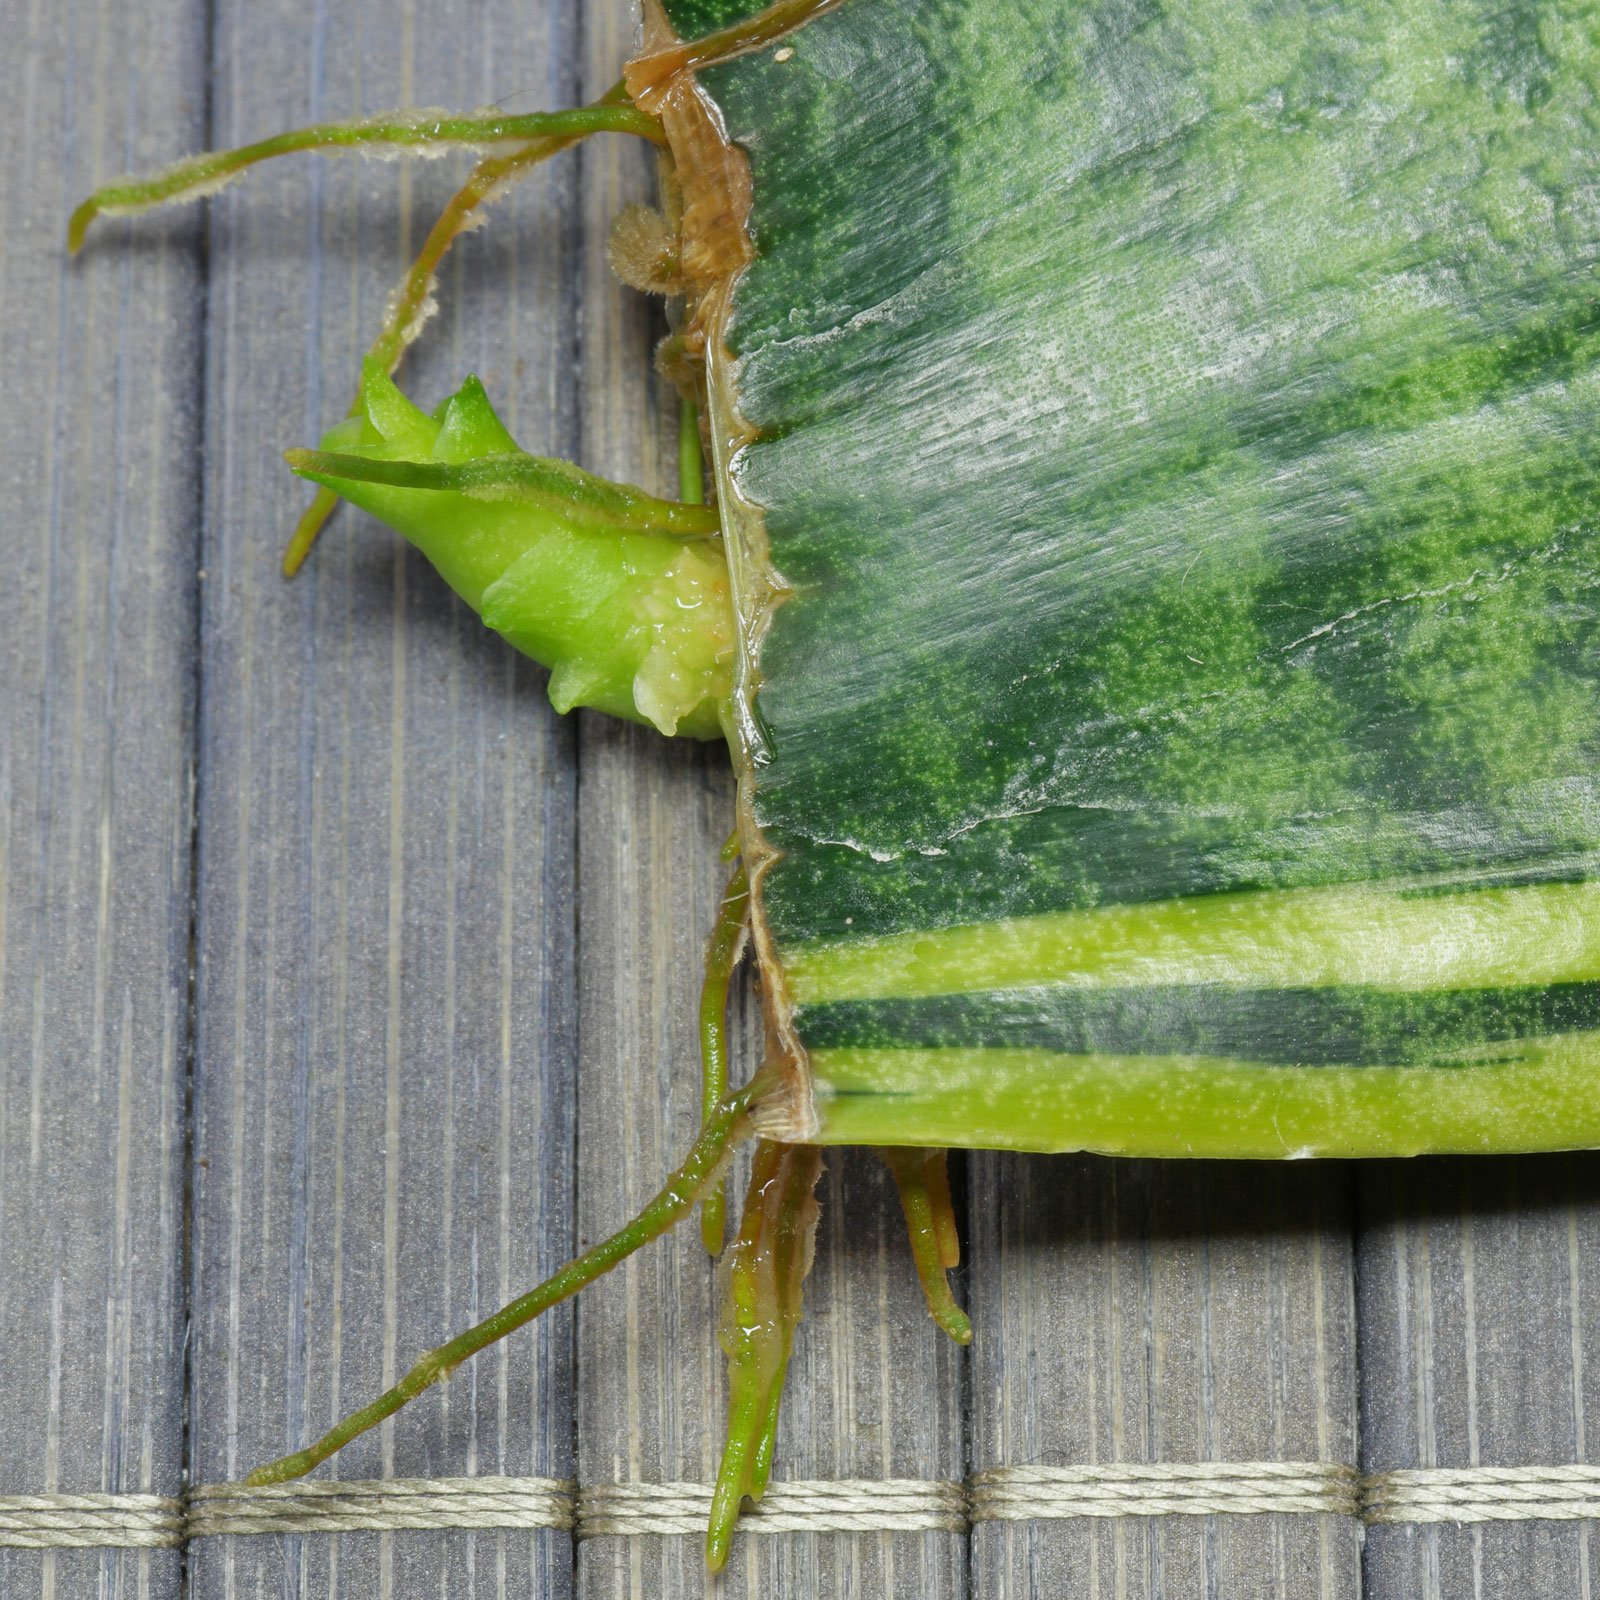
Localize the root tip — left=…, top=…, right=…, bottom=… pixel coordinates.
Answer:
left=67, top=200, right=96, bottom=255
left=704, top=1522, right=735, bottom=1573
left=704, top=1471, right=745, bottom=1569
left=282, top=478, right=344, bottom=578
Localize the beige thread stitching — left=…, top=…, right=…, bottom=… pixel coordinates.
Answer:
left=969, top=1462, right=1361, bottom=1521
left=9, top=1464, right=1600, bottom=1549
left=186, top=1476, right=576, bottom=1537
left=579, top=1478, right=968, bottom=1536
left=1364, top=1466, right=1600, bottom=1524
left=0, top=1493, right=187, bottom=1550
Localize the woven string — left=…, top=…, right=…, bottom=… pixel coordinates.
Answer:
left=1365, top=1466, right=1600, bottom=1524
left=969, top=1462, right=1361, bottom=1521
left=0, top=1492, right=186, bottom=1551
left=579, top=1478, right=968, bottom=1537
left=187, top=1476, right=575, bottom=1537
left=10, top=1464, right=1600, bottom=1549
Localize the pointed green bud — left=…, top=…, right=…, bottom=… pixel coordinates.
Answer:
left=432, top=375, right=518, bottom=460
left=290, top=363, right=734, bottom=739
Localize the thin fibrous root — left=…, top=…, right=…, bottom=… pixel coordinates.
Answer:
left=68, top=101, right=661, bottom=253
left=283, top=136, right=564, bottom=575
left=699, top=861, right=750, bottom=1253
left=281, top=79, right=636, bottom=576
left=882, top=1147, right=972, bottom=1346
left=247, top=1070, right=774, bottom=1489
left=708, top=1139, right=823, bottom=1570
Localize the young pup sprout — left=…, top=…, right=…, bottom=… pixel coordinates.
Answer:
left=289, top=362, right=734, bottom=739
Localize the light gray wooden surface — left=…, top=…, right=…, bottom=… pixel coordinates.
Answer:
left=6, top=1, right=1600, bottom=1597
left=1, top=1, right=202, bottom=1596
left=187, top=2, right=580, bottom=1596
left=1359, top=1157, right=1600, bottom=1598
left=970, top=1158, right=1361, bottom=1600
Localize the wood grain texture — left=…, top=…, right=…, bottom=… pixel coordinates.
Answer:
left=1358, top=1156, right=1600, bottom=1599
left=572, top=3, right=967, bottom=1593
left=969, top=1156, right=1362, bottom=1599
left=0, top=0, right=203, bottom=1595
left=186, top=3, right=579, bottom=1595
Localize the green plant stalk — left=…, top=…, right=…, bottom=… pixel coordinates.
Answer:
left=880, top=1148, right=971, bottom=1343
left=678, top=395, right=707, bottom=507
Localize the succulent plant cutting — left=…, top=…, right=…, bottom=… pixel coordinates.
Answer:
left=72, top=0, right=1600, bottom=1567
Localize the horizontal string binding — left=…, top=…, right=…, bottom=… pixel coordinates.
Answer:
left=188, top=1476, right=575, bottom=1538
left=968, top=1462, right=1362, bottom=1521
left=0, top=1493, right=187, bottom=1551
left=1365, top=1466, right=1600, bottom=1524
left=580, top=1478, right=968, bottom=1537
left=10, top=1463, right=1600, bottom=1549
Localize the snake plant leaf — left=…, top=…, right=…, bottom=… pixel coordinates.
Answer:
left=666, top=0, right=1600, bottom=1155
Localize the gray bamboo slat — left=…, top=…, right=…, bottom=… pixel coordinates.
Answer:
left=969, top=1157, right=1362, bottom=1599
left=1359, top=1156, right=1600, bottom=1598
left=186, top=4, right=580, bottom=1595
left=571, top=5, right=967, bottom=1596
left=0, top=0, right=203, bottom=1594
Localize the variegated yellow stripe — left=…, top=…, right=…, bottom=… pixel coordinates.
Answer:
left=785, top=879, right=1600, bottom=1005
left=807, top=1033, right=1600, bottom=1159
